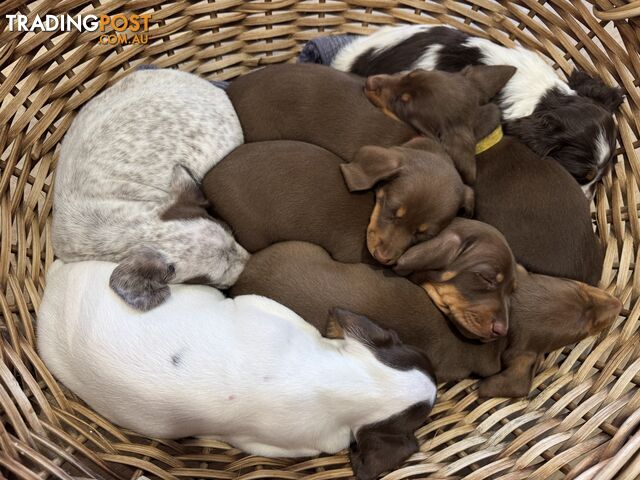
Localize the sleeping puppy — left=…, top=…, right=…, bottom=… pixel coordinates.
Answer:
left=227, top=63, right=516, bottom=185
left=38, top=260, right=436, bottom=480
left=203, top=139, right=471, bottom=266
left=366, top=70, right=603, bottom=284
left=332, top=24, right=624, bottom=198
left=395, top=218, right=516, bottom=341
left=231, top=241, right=621, bottom=397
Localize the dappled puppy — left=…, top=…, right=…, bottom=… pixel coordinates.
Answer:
left=52, top=68, right=247, bottom=311
left=332, top=24, right=624, bottom=198
left=394, top=218, right=516, bottom=341
left=38, top=261, right=436, bottom=480
left=366, top=70, right=603, bottom=284
left=204, top=139, right=470, bottom=265
left=227, top=63, right=514, bottom=184
left=231, top=241, right=621, bottom=397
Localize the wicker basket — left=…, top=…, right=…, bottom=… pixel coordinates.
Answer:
left=1, top=1, right=640, bottom=479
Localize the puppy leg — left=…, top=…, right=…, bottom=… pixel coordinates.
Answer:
left=109, top=246, right=176, bottom=311
left=478, top=350, right=540, bottom=398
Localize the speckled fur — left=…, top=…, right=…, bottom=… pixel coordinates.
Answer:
left=53, top=69, right=248, bottom=309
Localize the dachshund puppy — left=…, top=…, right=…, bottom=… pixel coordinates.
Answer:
left=203, top=139, right=471, bottom=266
left=231, top=241, right=621, bottom=397
left=366, top=70, right=603, bottom=284
left=39, top=260, right=436, bottom=480
left=395, top=218, right=516, bottom=341
left=227, top=63, right=516, bottom=185
left=332, top=24, right=624, bottom=198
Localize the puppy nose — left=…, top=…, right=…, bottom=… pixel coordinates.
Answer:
left=374, top=248, right=394, bottom=265
left=491, top=321, right=507, bottom=337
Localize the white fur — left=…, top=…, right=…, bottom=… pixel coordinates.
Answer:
left=332, top=25, right=574, bottom=119
left=462, top=37, right=573, bottom=119
left=583, top=128, right=611, bottom=196
left=52, top=69, right=248, bottom=290
left=332, top=25, right=429, bottom=72
left=37, top=260, right=436, bottom=456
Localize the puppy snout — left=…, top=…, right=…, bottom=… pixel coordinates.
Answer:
left=491, top=318, right=508, bottom=337
left=374, top=248, right=394, bottom=266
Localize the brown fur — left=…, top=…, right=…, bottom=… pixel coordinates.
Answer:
left=368, top=69, right=604, bottom=284
left=230, top=242, right=621, bottom=397
left=203, top=140, right=469, bottom=265
left=227, top=63, right=514, bottom=185
left=394, top=218, right=516, bottom=341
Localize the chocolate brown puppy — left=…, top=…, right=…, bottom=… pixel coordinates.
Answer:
left=395, top=218, right=517, bottom=341
left=230, top=241, right=621, bottom=398
left=227, top=63, right=516, bottom=185
left=203, top=139, right=471, bottom=265
left=367, top=69, right=603, bottom=284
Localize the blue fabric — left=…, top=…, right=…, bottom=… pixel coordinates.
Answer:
left=298, top=35, right=357, bottom=65
left=210, top=80, right=230, bottom=90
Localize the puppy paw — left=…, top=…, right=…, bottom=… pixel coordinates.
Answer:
left=109, top=247, right=176, bottom=311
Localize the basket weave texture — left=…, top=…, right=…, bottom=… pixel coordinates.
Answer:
left=1, top=1, right=640, bottom=479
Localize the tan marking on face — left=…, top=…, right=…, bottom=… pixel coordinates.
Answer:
left=401, top=92, right=411, bottom=102
left=421, top=282, right=450, bottom=315
left=376, top=189, right=385, bottom=199
left=496, top=273, right=504, bottom=283
left=382, top=107, right=402, bottom=122
left=427, top=283, right=495, bottom=340
left=418, top=223, right=429, bottom=233
left=395, top=206, right=407, bottom=218
left=367, top=200, right=383, bottom=251
left=440, top=271, right=457, bottom=282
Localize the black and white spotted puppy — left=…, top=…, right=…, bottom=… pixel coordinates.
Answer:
left=332, top=25, right=624, bottom=199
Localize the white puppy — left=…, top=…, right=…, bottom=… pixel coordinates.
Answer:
left=38, top=260, right=437, bottom=480
left=53, top=68, right=248, bottom=311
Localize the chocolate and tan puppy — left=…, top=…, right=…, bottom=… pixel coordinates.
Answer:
left=395, top=218, right=517, bottom=340
left=231, top=241, right=621, bottom=398
left=227, top=63, right=516, bottom=185
left=203, top=139, right=471, bottom=266
left=366, top=69, right=604, bottom=284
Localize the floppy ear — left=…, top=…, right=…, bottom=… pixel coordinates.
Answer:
left=478, top=350, right=540, bottom=398
left=461, top=185, right=474, bottom=217
left=568, top=70, right=624, bottom=112
left=579, top=284, right=622, bottom=335
left=394, top=231, right=462, bottom=276
left=162, top=164, right=210, bottom=221
left=462, top=64, right=517, bottom=103
left=328, top=307, right=396, bottom=346
left=350, top=432, right=418, bottom=480
left=341, top=146, right=402, bottom=192
left=440, top=124, right=476, bottom=185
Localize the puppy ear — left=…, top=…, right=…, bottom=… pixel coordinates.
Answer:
left=579, top=284, right=622, bottom=335
left=568, top=70, right=624, bottom=112
left=328, top=307, right=396, bottom=347
left=478, top=350, right=540, bottom=398
left=109, top=246, right=176, bottom=311
left=461, top=186, right=475, bottom=217
left=350, top=432, right=418, bottom=480
left=462, top=65, right=517, bottom=103
left=162, top=164, right=210, bottom=221
left=341, top=146, right=402, bottom=192
left=394, top=231, right=462, bottom=276
left=440, top=125, right=476, bottom=185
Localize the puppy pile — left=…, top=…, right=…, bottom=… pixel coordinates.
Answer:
left=38, top=25, right=624, bottom=480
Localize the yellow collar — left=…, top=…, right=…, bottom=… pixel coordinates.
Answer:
left=475, top=125, right=503, bottom=155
